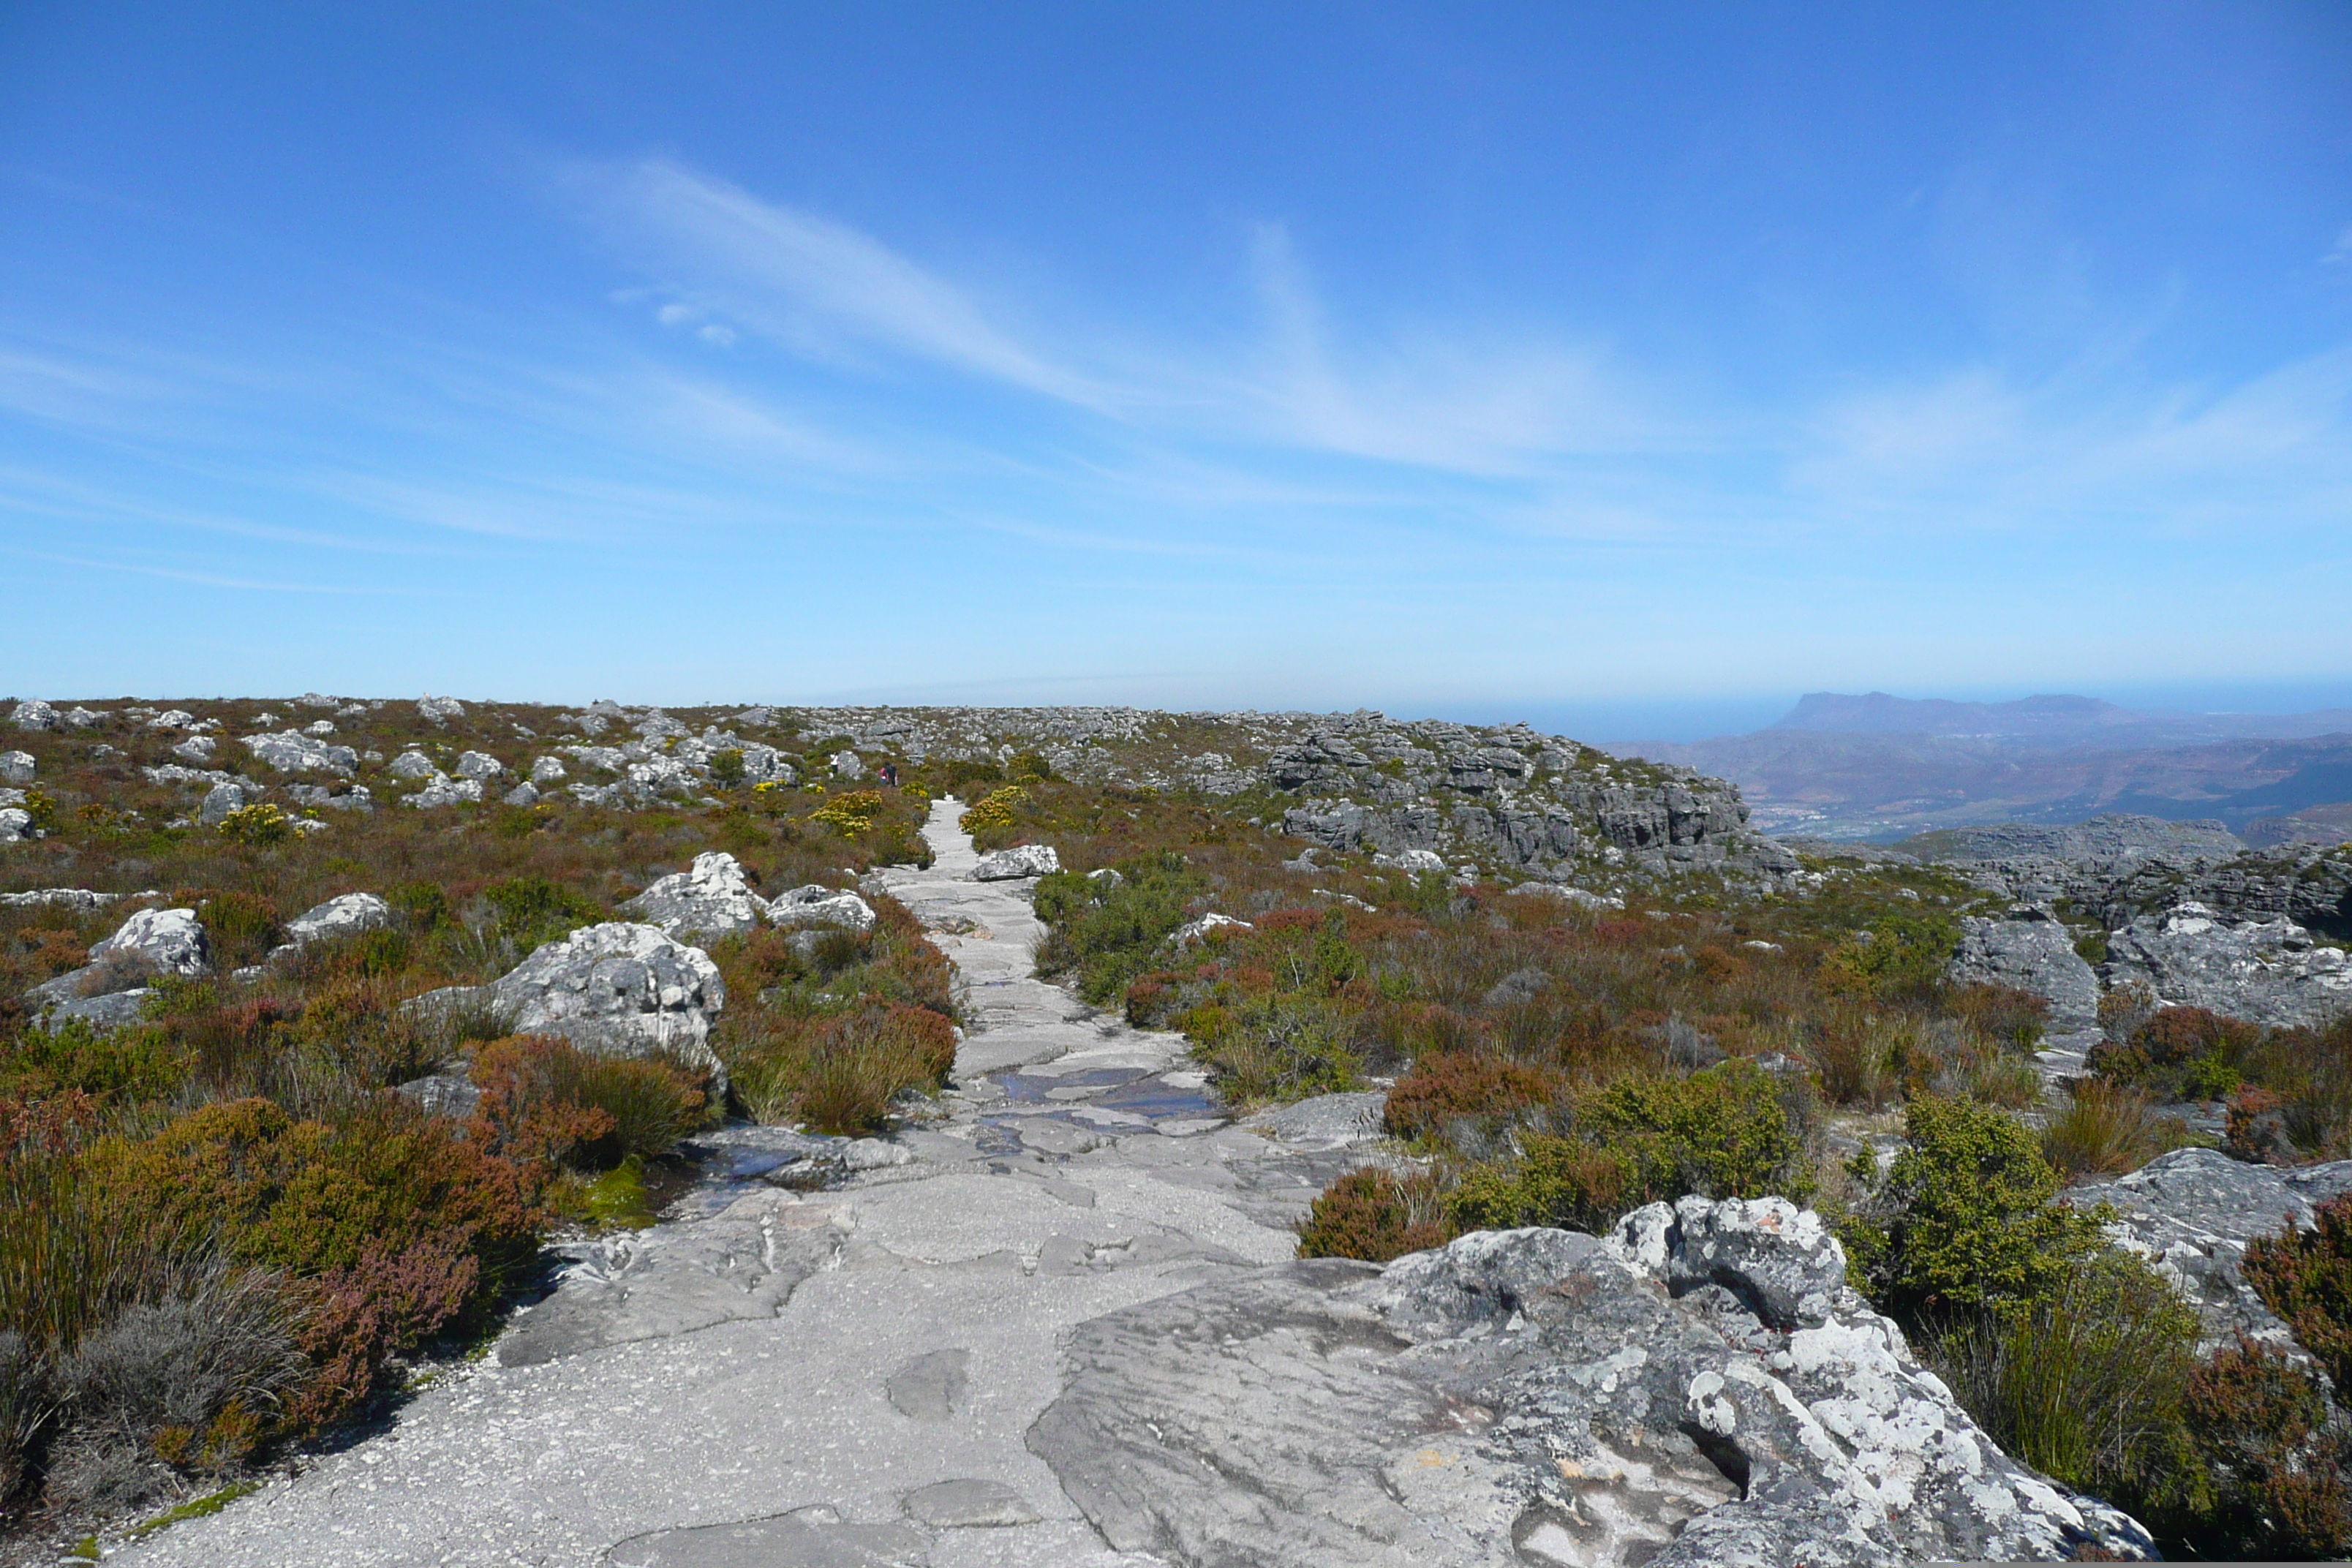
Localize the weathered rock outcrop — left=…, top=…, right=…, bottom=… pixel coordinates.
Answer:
left=1264, top=716, right=1798, bottom=887
left=487, top=922, right=726, bottom=1081
left=2101, top=902, right=2352, bottom=1030
left=622, top=851, right=766, bottom=940
left=1944, top=909, right=2101, bottom=1034
left=766, top=884, right=876, bottom=933
left=2064, top=1147, right=2352, bottom=1355
left=971, top=843, right=1059, bottom=881
left=278, top=892, right=393, bottom=951
left=1031, top=1201, right=2154, bottom=1566
left=1911, top=819, right=2352, bottom=941
left=241, top=732, right=358, bottom=775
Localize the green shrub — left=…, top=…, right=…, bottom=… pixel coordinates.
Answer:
left=725, top=1002, right=956, bottom=1135
left=1817, top=913, right=1961, bottom=1001
left=1033, top=853, right=1205, bottom=1005
left=1844, top=1095, right=2103, bottom=1322
left=216, top=804, right=293, bottom=847
left=1189, top=998, right=1362, bottom=1107
left=1446, top=1059, right=1814, bottom=1234
left=86, top=1095, right=543, bottom=1430
left=480, top=875, right=603, bottom=950
left=2090, top=1006, right=2262, bottom=1101
left=1926, top=1254, right=2204, bottom=1516
left=1, top=1017, right=186, bottom=1105
left=387, top=881, right=454, bottom=931
left=197, top=892, right=281, bottom=969
left=2040, top=1078, right=2198, bottom=1182
left=707, top=748, right=746, bottom=789
left=1295, top=1167, right=1451, bottom=1262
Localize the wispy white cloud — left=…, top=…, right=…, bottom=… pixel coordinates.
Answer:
left=574, top=158, right=1106, bottom=406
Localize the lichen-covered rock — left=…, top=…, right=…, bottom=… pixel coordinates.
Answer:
left=767, top=884, right=876, bottom=933
left=622, top=852, right=766, bottom=940
left=418, top=695, right=465, bottom=723
left=404, top=774, right=486, bottom=808
left=91, top=907, right=211, bottom=977
left=2062, top=1147, right=2352, bottom=1354
left=2101, top=901, right=2352, bottom=1029
left=501, top=781, right=539, bottom=807
left=10, top=700, right=59, bottom=731
left=1031, top=1202, right=2155, bottom=1567
left=170, top=734, right=216, bottom=764
left=1945, top=909, right=2100, bottom=1033
left=0, top=808, right=38, bottom=843
left=830, top=749, right=868, bottom=781
left=529, top=755, right=567, bottom=785
left=0, top=750, right=34, bottom=784
left=198, top=781, right=247, bottom=828
left=971, top=844, right=1059, bottom=881
left=486, top=922, right=725, bottom=1081
left=281, top=892, right=393, bottom=949
left=453, top=750, right=505, bottom=780
left=241, top=731, right=358, bottom=775
left=388, top=750, right=437, bottom=780
left=1172, top=911, right=1250, bottom=945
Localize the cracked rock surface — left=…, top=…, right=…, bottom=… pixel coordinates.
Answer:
left=1033, top=1202, right=2155, bottom=1567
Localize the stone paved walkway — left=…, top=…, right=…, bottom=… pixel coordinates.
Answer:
left=118, top=798, right=1378, bottom=1568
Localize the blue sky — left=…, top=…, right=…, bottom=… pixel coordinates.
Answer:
left=3, top=3, right=2349, bottom=738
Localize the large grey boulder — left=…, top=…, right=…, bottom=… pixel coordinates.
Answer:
left=830, top=749, right=868, bottom=781
left=623, top=852, right=766, bottom=940
left=0, top=750, right=33, bottom=784
left=768, top=884, right=877, bottom=934
left=388, top=750, right=438, bottom=780
left=91, top=907, right=210, bottom=977
left=241, top=732, right=358, bottom=775
left=970, top=844, right=1059, bottom=881
left=29, top=907, right=211, bottom=1017
left=418, top=695, right=465, bottom=723
left=2102, top=901, right=2352, bottom=1029
left=487, top=922, right=725, bottom=1082
left=622, top=756, right=700, bottom=799
left=1944, top=908, right=2100, bottom=1033
left=1030, top=1199, right=2155, bottom=1566
left=529, top=755, right=568, bottom=785
left=0, top=808, right=36, bottom=843
left=454, top=750, right=505, bottom=780
left=198, top=781, right=247, bottom=828
left=2062, top=1147, right=2352, bottom=1355
left=10, top=701, right=59, bottom=731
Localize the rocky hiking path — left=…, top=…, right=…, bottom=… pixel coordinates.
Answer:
left=117, top=799, right=1376, bottom=1568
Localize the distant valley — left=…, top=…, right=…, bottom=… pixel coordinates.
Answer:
left=1611, top=691, right=2352, bottom=845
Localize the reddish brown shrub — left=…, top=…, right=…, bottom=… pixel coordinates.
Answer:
left=2244, top=1192, right=2352, bottom=1396
left=1384, top=1052, right=1564, bottom=1142
left=2184, top=1338, right=2352, bottom=1558
left=1295, top=1166, right=1453, bottom=1262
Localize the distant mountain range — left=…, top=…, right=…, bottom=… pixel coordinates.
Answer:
left=1613, top=691, right=2352, bottom=845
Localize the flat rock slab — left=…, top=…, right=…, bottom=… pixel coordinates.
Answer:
left=902, top=1479, right=1041, bottom=1529
left=608, top=1512, right=929, bottom=1567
